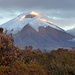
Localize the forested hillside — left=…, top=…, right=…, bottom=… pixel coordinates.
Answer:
left=0, top=27, right=75, bottom=75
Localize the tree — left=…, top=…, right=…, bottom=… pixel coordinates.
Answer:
left=0, top=27, right=3, bottom=33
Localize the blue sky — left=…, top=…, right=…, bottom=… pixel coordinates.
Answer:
left=0, top=0, right=75, bottom=30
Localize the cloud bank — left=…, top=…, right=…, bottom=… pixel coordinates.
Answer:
left=0, top=0, right=75, bottom=30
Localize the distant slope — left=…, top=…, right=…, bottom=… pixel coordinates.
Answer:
left=67, top=28, right=75, bottom=36
left=13, top=24, right=75, bottom=50
left=0, top=11, right=75, bottom=50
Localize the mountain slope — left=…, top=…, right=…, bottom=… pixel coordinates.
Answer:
left=0, top=11, right=75, bottom=50
left=67, top=28, right=75, bottom=36
left=0, top=11, right=64, bottom=34
left=13, top=24, right=75, bottom=49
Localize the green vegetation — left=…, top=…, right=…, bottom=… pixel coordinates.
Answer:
left=0, top=28, right=75, bottom=75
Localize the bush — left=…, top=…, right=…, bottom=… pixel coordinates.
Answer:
left=0, top=27, right=3, bottom=33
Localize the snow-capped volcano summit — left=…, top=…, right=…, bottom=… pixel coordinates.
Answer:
left=0, top=11, right=64, bottom=34
left=0, top=11, right=75, bottom=50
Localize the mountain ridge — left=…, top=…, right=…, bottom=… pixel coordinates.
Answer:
left=67, top=28, right=75, bottom=36
left=0, top=11, right=75, bottom=50
left=13, top=24, right=75, bottom=50
left=0, top=11, right=64, bottom=34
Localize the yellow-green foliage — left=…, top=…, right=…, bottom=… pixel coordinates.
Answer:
left=9, top=61, right=47, bottom=75
left=0, top=66, right=9, bottom=75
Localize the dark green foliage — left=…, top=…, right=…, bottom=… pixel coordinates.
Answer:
left=0, top=27, right=3, bottom=33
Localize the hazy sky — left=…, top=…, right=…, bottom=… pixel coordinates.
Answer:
left=0, top=0, right=75, bottom=30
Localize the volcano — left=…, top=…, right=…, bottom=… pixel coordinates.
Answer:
left=0, top=11, right=64, bottom=34
left=0, top=11, right=75, bottom=50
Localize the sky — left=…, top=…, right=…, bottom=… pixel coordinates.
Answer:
left=0, top=0, right=75, bottom=30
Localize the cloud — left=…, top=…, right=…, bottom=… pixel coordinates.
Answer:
left=0, top=0, right=75, bottom=10
left=0, top=0, right=75, bottom=30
